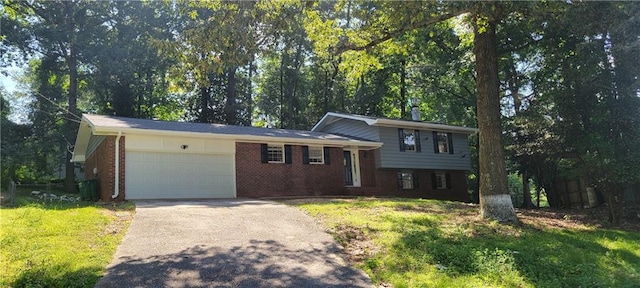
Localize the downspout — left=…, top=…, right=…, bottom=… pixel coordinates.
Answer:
left=113, top=132, right=122, bottom=199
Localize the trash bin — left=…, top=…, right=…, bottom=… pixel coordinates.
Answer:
left=79, top=179, right=99, bottom=201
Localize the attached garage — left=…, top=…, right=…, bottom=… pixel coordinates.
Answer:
left=123, top=134, right=236, bottom=200
left=125, top=151, right=235, bottom=199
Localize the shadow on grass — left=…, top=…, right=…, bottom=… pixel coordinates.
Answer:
left=95, top=240, right=372, bottom=288
left=389, top=218, right=640, bottom=287
left=10, top=265, right=102, bottom=288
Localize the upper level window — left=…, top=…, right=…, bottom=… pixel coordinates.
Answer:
left=308, top=146, right=324, bottom=164
left=398, top=129, right=421, bottom=152
left=267, top=145, right=284, bottom=163
left=433, top=132, right=453, bottom=154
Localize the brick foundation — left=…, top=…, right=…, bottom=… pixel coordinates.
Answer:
left=84, top=136, right=125, bottom=201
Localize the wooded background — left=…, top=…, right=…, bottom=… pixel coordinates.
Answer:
left=2, top=1, right=638, bottom=224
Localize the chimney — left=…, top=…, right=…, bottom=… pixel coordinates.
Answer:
left=410, top=98, right=421, bottom=121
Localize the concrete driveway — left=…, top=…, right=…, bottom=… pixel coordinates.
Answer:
left=95, top=199, right=373, bottom=288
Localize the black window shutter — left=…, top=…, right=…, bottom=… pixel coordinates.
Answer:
left=415, top=130, right=421, bottom=152
left=324, top=147, right=331, bottom=164
left=302, top=146, right=310, bottom=164
left=260, top=144, right=268, bottom=163
left=447, top=132, right=454, bottom=154
left=413, top=172, right=419, bottom=189
left=397, top=172, right=403, bottom=189
left=432, top=131, right=439, bottom=153
left=284, top=145, right=292, bottom=164
left=398, top=129, right=406, bottom=152
left=446, top=173, right=452, bottom=189
left=431, top=173, right=437, bottom=189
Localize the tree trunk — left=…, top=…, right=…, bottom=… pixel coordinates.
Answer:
left=400, top=58, right=407, bottom=119
left=113, top=82, right=133, bottom=117
left=522, top=171, right=534, bottom=208
left=473, top=12, right=517, bottom=222
left=604, top=188, right=623, bottom=226
left=280, top=55, right=285, bottom=128
left=323, top=71, right=329, bottom=114
left=247, top=61, right=253, bottom=124
left=64, top=2, right=78, bottom=194
left=64, top=58, right=78, bottom=193
left=225, top=67, right=238, bottom=125
left=198, top=85, right=210, bottom=123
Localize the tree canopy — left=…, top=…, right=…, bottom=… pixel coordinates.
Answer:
left=2, top=0, right=638, bottom=224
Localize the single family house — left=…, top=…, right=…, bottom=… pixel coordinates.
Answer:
left=71, top=111, right=476, bottom=201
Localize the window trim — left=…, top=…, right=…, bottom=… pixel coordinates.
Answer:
left=398, top=128, right=421, bottom=152
left=397, top=171, right=419, bottom=190
left=308, top=146, right=324, bottom=164
left=432, top=172, right=451, bottom=190
left=267, top=144, right=285, bottom=163
left=433, top=132, right=454, bottom=154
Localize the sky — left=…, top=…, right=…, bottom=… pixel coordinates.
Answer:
left=1, top=65, right=31, bottom=123
left=1, top=67, right=20, bottom=93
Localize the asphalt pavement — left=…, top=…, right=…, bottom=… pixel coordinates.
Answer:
left=94, top=199, right=373, bottom=288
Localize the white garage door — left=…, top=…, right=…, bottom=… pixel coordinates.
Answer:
left=125, top=151, right=235, bottom=199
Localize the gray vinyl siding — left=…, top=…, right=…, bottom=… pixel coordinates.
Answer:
left=377, top=127, right=471, bottom=170
left=322, top=119, right=380, bottom=141
left=86, top=135, right=106, bottom=158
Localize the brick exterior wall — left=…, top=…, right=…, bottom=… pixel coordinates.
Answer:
left=235, top=142, right=346, bottom=198
left=358, top=150, right=377, bottom=187
left=84, top=136, right=125, bottom=201
left=346, top=151, right=470, bottom=202
left=371, top=169, right=469, bottom=201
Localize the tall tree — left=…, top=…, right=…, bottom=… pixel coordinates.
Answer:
left=471, top=3, right=516, bottom=221
left=3, top=0, right=110, bottom=192
left=89, top=1, right=177, bottom=119
left=308, top=1, right=518, bottom=221
left=171, top=0, right=273, bottom=125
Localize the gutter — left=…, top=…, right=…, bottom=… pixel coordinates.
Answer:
left=372, top=119, right=478, bottom=134
left=113, top=131, right=122, bottom=199
left=91, top=127, right=383, bottom=150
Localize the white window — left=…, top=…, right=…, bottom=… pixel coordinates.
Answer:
left=268, top=145, right=284, bottom=163
left=399, top=129, right=421, bottom=152
left=435, top=173, right=448, bottom=189
left=437, top=132, right=449, bottom=153
left=308, top=146, right=324, bottom=164
left=403, top=130, right=416, bottom=151
left=398, top=172, right=415, bottom=190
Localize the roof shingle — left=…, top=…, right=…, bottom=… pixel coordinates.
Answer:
left=84, top=114, right=373, bottom=143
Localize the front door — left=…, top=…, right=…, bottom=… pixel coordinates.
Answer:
left=343, top=151, right=353, bottom=185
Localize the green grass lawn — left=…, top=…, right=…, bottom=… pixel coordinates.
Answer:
left=288, top=198, right=640, bottom=288
left=0, top=189, right=134, bottom=288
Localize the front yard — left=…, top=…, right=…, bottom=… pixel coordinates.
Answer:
left=287, top=198, right=640, bottom=288
left=0, top=190, right=134, bottom=288
left=2, top=192, right=638, bottom=288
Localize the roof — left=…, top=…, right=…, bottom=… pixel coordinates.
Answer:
left=72, top=114, right=382, bottom=162
left=83, top=114, right=387, bottom=143
left=311, top=112, right=478, bottom=134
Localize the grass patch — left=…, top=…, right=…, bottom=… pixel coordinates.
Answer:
left=0, top=189, right=134, bottom=287
left=287, top=198, right=640, bottom=288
